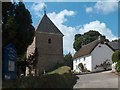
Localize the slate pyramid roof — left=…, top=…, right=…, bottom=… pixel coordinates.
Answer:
left=36, top=13, right=63, bottom=36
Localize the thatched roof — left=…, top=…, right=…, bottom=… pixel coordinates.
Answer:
left=73, top=39, right=100, bottom=59
left=107, top=42, right=120, bottom=50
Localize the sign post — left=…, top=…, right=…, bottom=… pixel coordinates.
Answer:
left=3, top=43, right=17, bottom=79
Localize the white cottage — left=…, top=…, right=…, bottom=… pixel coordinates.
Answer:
left=107, top=41, right=120, bottom=72
left=73, top=36, right=115, bottom=72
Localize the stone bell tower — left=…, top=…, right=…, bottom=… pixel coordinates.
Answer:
left=35, top=12, right=64, bottom=74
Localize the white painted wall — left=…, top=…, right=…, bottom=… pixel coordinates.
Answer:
left=73, top=55, right=92, bottom=72
left=85, top=56, right=92, bottom=71
left=112, top=63, right=117, bottom=72
left=73, top=43, right=114, bottom=72
left=91, top=43, right=114, bottom=72
left=73, top=59, right=79, bottom=72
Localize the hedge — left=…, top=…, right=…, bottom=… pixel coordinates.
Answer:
left=112, top=50, right=120, bottom=63
left=3, top=73, right=78, bottom=88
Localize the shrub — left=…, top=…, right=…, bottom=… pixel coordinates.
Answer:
left=112, top=50, right=120, bottom=63
left=64, top=53, right=73, bottom=69
left=3, top=65, right=78, bottom=88
left=3, top=66, right=78, bottom=88
left=78, top=63, right=85, bottom=72
left=77, top=63, right=90, bottom=73
left=46, top=63, right=64, bottom=74
left=72, top=70, right=81, bottom=74
left=94, top=59, right=111, bottom=71
left=84, top=68, right=90, bottom=72
left=112, top=50, right=120, bottom=72
left=115, top=61, right=120, bottom=72
left=16, top=73, right=77, bottom=88
left=47, top=66, right=71, bottom=75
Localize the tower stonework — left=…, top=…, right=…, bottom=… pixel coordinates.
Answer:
left=36, top=13, right=64, bottom=74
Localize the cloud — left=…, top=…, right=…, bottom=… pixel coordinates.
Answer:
left=48, top=9, right=77, bottom=54
left=94, top=0, right=118, bottom=14
left=48, top=9, right=75, bottom=25
left=79, top=20, right=117, bottom=40
left=85, top=0, right=118, bottom=14
left=31, top=2, right=46, bottom=17
left=48, top=10, right=117, bottom=55
left=86, top=7, right=93, bottom=13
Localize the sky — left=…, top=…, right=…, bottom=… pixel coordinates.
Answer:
left=24, top=0, right=118, bottom=55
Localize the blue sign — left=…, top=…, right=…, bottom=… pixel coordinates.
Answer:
left=3, top=43, right=17, bottom=79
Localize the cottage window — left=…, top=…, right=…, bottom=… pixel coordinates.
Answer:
left=48, top=38, right=51, bottom=44
left=84, top=64, right=86, bottom=67
left=99, top=45, right=101, bottom=47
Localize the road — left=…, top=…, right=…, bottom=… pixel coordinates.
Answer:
left=73, top=71, right=118, bottom=88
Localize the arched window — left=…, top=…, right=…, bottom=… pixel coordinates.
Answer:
left=48, top=38, right=51, bottom=44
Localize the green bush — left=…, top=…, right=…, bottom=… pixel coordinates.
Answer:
left=78, top=63, right=85, bottom=72
left=84, top=68, right=90, bottom=72
left=95, top=59, right=111, bottom=71
left=112, top=50, right=120, bottom=63
left=16, top=73, right=77, bottom=88
left=112, top=50, right=120, bottom=72
left=47, top=66, right=71, bottom=75
left=115, top=61, right=120, bottom=72
left=72, top=70, right=81, bottom=74
left=64, top=53, right=73, bottom=69
left=3, top=66, right=78, bottom=88
left=46, top=63, right=64, bottom=73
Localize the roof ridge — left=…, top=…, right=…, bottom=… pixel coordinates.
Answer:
left=81, top=39, right=99, bottom=48
left=73, top=39, right=100, bottom=59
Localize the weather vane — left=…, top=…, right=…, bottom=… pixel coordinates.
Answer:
left=44, top=6, right=46, bottom=14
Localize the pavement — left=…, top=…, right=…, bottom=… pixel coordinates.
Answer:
left=73, top=70, right=118, bottom=88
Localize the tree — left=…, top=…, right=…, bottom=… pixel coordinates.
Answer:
left=14, top=2, right=35, bottom=55
left=2, top=2, right=35, bottom=55
left=74, top=34, right=81, bottom=40
left=2, top=2, right=14, bottom=24
left=112, top=50, right=120, bottom=63
left=3, top=16, right=18, bottom=46
left=64, top=53, right=73, bottom=69
left=2, top=1, right=35, bottom=77
left=14, top=2, right=35, bottom=76
left=73, top=30, right=109, bottom=51
left=112, top=38, right=120, bottom=42
left=26, top=48, right=38, bottom=76
left=112, top=50, right=120, bottom=72
left=2, top=2, right=16, bottom=46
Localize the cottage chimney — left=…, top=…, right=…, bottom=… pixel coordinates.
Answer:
left=98, top=35, right=101, bottom=41
left=98, top=35, right=105, bottom=44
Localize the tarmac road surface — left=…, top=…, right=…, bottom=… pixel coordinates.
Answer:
left=73, top=71, right=118, bottom=88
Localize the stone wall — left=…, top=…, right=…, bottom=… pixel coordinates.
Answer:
left=36, top=32, right=64, bottom=74
left=26, top=37, right=35, bottom=58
